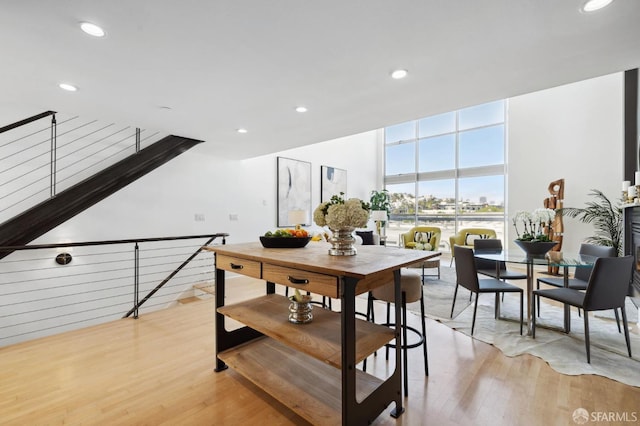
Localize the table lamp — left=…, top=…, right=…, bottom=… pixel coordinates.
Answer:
left=288, top=210, right=307, bottom=230
left=370, top=210, right=388, bottom=236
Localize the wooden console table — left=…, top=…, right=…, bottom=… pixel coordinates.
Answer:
left=203, top=242, right=439, bottom=425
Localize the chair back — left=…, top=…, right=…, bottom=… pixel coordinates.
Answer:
left=473, top=238, right=502, bottom=252
left=575, top=243, right=617, bottom=281
left=449, top=228, right=497, bottom=258
left=583, top=255, right=633, bottom=311
left=454, top=246, right=480, bottom=292
left=473, top=238, right=506, bottom=271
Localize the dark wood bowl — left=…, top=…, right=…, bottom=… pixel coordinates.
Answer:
left=259, top=236, right=312, bottom=248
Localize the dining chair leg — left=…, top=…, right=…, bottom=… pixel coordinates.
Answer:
left=419, top=293, right=429, bottom=376
left=614, top=308, right=621, bottom=333
left=450, top=283, right=459, bottom=318
left=584, top=311, right=591, bottom=363
left=532, top=295, right=537, bottom=338
left=368, top=292, right=376, bottom=323
left=494, top=293, right=499, bottom=319
left=363, top=293, right=374, bottom=372
left=471, top=293, right=479, bottom=335
left=519, top=291, right=523, bottom=335
left=622, top=306, right=632, bottom=358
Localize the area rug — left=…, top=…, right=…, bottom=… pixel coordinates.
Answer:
left=405, top=265, right=470, bottom=320
left=408, top=266, right=640, bottom=387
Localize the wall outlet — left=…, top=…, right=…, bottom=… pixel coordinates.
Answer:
left=229, top=214, right=238, bottom=221
left=194, top=214, right=205, bottom=222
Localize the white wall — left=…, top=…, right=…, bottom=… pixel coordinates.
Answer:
left=508, top=72, right=624, bottom=253
left=36, top=130, right=381, bottom=244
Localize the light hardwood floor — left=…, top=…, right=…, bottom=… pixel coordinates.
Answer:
left=1, top=277, right=638, bottom=426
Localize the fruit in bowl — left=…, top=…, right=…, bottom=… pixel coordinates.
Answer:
left=264, top=228, right=309, bottom=238
left=260, top=228, right=311, bottom=248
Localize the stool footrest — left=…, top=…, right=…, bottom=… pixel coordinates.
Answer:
left=377, top=322, right=425, bottom=349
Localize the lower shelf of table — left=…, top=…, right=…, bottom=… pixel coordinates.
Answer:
left=218, top=336, right=385, bottom=426
left=217, top=294, right=395, bottom=368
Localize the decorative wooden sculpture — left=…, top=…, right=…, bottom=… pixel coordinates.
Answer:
left=544, top=178, right=564, bottom=274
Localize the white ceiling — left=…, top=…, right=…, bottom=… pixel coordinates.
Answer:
left=1, top=1, right=639, bottom=159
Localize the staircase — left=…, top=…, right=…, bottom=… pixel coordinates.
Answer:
left=193, top=282, right=216, bottom=298
left=0, top=111, right=203, bottom=259
left=176, top=282, right=215, bottom=305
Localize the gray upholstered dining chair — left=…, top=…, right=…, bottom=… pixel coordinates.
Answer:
left=536, top=243, right=618, bottom=326
left=474, top=239, right=527, bottom=282
left=451, top=246, right=523, bottom=335
left=532, top=255, right=634, bottom=363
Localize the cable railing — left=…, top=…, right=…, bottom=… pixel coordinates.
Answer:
left=0, top=111, right=166, bottom=223
left=0, top=233, right=227, bottom=347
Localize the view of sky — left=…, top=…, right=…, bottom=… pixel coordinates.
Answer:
left=385, top=100, right=506, bottom=205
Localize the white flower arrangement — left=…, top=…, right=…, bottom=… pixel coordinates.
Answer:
left=513, top=208, right=556, bottom=241
left=313, top=193, right=370, bottom=229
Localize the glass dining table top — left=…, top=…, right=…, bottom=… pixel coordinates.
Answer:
left=474, top=250, right=598, bottom=268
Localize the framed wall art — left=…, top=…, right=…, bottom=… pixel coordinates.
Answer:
left=277, top=157, right=312, bottom=227
left=321, top=165, right=347, bottom=202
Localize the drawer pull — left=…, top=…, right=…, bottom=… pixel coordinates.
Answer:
left=287, top=276, right=309, bottom=285
left=230, top=263, right=244, bottom=270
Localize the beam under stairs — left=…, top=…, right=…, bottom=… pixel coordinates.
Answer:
left=0, top=135, right=202, bottom=258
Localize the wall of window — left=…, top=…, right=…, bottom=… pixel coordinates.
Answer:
left=384, top=100, right=506, bottom=250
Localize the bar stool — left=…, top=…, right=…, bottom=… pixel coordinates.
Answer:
left=364, top=269, right=428, bottom=396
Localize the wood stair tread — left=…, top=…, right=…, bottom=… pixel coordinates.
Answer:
left=193, top=283, right=215, bottom=295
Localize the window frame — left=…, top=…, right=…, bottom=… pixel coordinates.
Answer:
left=383, top=101, right=508, bottom=249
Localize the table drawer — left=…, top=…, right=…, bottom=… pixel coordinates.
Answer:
left=216, top=254, right=261, bottom=279
left=263, top=264, right=338, bottom=298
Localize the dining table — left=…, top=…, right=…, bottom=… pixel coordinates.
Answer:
left=473, top=250, right=598, bottom=336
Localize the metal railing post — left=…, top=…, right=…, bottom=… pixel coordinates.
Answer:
left=50, top=114, right=57, bottom=197
left=135, top=127, right=141, bottom=153
left=134, top=242, right=139, bottom=319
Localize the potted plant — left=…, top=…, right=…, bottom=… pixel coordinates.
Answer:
left=370, top=189, right=391, bottom=224
left=557, top=189, right=622, bottom=256
left=512, top=208, right=558, bottom=255
left=370, top=189, right=391, bottom=239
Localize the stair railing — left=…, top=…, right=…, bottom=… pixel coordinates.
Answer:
left=0, top=111, right=166, bottom=223
left=0, top=233, right=227, bottom=347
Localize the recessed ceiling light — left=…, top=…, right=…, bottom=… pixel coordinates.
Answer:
left=391, top=69, right=408, bottom=80
left=295, top=106, right=308, bottom=113
left=237, top=128, right=248, bottom=134
left=582, top=0, right=613, bottom=12
left=59, top=83, right=77, bottom=92
left=80, top=22, right=105, bottom=37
